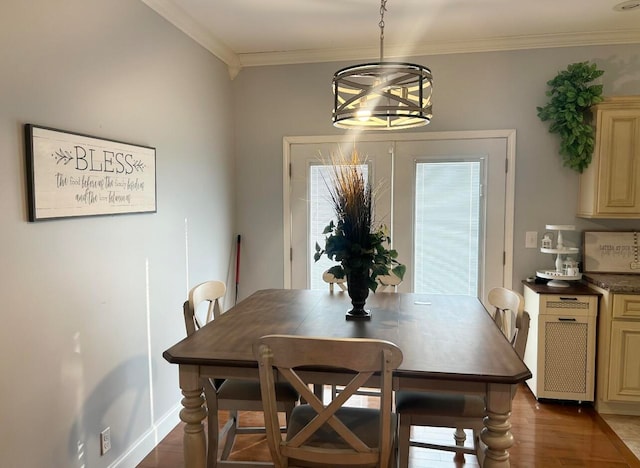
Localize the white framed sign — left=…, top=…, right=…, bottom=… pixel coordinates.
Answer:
left=25, top=124, right=157, bottom=221
left=583, top=231, right=640, bottom=273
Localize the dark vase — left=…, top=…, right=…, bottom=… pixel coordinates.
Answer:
left=346, top=268, right=371, bottom=320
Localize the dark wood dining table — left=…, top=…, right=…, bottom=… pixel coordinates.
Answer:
left=163, top=288, right=531, bottom=468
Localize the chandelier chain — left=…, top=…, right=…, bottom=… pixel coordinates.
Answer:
left=379, top=0, right=387, bottom=62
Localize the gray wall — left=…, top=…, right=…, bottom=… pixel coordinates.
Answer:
left=0, top=1, right=235, bottom=466
left=232, top=46, right=640, bottom=299
left=2, top=2, right=639, bottom=466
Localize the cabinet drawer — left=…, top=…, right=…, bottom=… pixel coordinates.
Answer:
left=540, top=295, right=597, bottom=317
left=612, top=294, right=640, bottom=319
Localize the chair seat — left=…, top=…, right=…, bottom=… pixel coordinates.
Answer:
left=217, top=379, right=298, bottom=402
left=395, top=391, right=485, bottom=418
left=287, top=404, right=395, bottom=450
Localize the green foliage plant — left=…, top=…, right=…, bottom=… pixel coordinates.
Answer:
left=313, top=149, right=406, bottom=293
left=536, top=61, right=604, bottom=172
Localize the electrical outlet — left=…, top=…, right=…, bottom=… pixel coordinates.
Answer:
left=100, top=427, right=111, bottom=455
left=525, top=231, right=538, bottom=248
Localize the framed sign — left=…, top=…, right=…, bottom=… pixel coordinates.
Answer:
left=583, top=231, right=640, bottom=273
left=25, top=124, right=156, bottom=221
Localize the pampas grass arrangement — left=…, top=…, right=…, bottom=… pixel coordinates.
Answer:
left=314, top=148, right=405, bottom=293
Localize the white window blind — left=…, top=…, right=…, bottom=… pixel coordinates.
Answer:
left=414, top=161, right=481, bottom=295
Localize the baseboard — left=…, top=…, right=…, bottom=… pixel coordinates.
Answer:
left=596, top=399, right=640, bottom=416
left=109, top=403, right=182, bottom=468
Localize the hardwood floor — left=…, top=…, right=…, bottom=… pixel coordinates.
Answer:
left=138, top=384, right=640, bottom=468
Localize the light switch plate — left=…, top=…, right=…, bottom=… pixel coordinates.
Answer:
left=100, top=427, right=111, bottom=455
left=525, top=231, right=538, bottom=249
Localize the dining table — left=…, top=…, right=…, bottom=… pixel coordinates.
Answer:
left=163, top=288, right=532, bottom=468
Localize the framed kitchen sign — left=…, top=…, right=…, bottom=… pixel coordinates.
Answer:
left=24, top=124, right=156, bottom=221
left=583, top=231, right=640, bottom=273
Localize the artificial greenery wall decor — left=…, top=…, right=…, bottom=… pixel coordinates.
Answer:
left=536, top=61, right=604, bottom=172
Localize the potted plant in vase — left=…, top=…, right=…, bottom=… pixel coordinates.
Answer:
left=314, top=150, right=406, bottom=320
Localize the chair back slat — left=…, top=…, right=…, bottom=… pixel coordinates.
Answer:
left=187, top=280, right=226, bottom=331
left=261, top=335, right=402, bottom=370
left=285, top=369, right=374, bottom=452
left=513, top=309, right=530, bottom=359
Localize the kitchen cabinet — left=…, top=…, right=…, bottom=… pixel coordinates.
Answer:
left=578, top=96, right=640, bottom=219
left=585, top=274, right=640, bottom=415
left=522, top=282, right=598, bottom=402
left=607, top=295, right=640, bottom=402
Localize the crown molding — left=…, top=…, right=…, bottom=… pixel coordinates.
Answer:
left=238, top=29, right=640, bottom=68
left=141, top=0, right=242, bottom=79
left=140, top=1, right=640, bottom=77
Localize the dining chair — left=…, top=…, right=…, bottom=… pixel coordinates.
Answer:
left=375, top=270, right=403, bottom=293
left=254, top=335, right=403, bottom=468
left=396, top=287, right=529, bottom=468
left=488, top=286, right=524, bottom=345
left=184, top=280, right=299, bottom=468
left=322, top=268, right=347, bottom=293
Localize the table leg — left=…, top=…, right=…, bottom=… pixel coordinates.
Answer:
left=480, top=383, right=514, bottom=467
left=179, top=365, right=207, bottom=468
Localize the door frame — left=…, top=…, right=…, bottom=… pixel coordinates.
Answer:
left=282, top=130, right=517, bottom=291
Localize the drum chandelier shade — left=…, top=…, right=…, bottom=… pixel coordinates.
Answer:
left=332, top=62, right=432, bottom=130
left=332, top=0, right=432, bottom=130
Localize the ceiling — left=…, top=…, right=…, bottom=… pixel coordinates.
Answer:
left=141, top=0, right=640, bottom=76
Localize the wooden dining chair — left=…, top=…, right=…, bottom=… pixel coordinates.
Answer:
left=323, top=269, right=402, bottom=294
left=322, top=268, right=347, bottom=293
left=254, top=335, right=403, bottom=468
left=184, top=280, right=299, bottom=468
left=488, top=286, right=525, bottom=345
left=396, top=287, right=529, bottom=468
left=375, top=270, right=403, bottom=293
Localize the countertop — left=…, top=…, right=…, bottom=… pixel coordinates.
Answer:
left=523, top=281, right=601, bottom=296
left=582, top=273, right=640, bottom=293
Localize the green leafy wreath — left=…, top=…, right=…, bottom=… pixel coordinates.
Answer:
left=536, top=61, right=604, bottom=173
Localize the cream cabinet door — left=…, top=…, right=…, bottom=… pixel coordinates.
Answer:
left=608, top=320, right=640, bottom=402
left=579, top=96, right=640, bottom=218
left=594, top=110, right=640, bottom=215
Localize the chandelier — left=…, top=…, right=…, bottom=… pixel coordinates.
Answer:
left=332, top=0, right=433, bottom=130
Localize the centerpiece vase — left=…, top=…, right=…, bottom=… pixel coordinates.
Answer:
left=346, top=268, right=371, bottom=320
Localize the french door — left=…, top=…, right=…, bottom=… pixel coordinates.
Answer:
left=284, top=131, right=515, bottom=307
left=289, top=141, right=392, bottom=291
left=393, top=138, right=508, bottom=303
